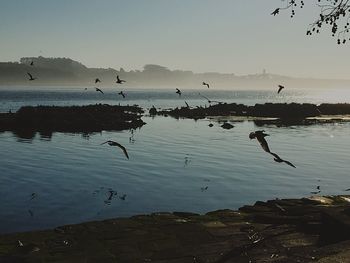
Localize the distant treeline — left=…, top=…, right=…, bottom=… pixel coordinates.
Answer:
left=0, top=56, right=348, bottom=88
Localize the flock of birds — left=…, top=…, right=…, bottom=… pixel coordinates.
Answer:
left=26, top=60, right=294, bottom=168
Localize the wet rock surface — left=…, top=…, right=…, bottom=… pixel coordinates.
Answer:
left=0, top=104, right=146, bottom=136
left=1, top=195, right=350, bottom=262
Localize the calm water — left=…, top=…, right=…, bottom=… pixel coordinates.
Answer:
left=1, top=86, right=350, bottom=233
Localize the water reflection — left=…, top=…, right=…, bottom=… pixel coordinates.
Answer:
left=1, top=116, right=350, bottom=234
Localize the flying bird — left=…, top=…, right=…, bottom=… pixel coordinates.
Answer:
left=101, top=140, right=129, bottom=159
left=249, top=130, right=271, bottom=153
left=277, top=85, right=284, bottom=94
left=202, top=82, right=210, bottom=88
left=95, top=87, right=104, bottom=94
left=30, top=193, right=37, bottom=200
left=198, top=93, right=221, bottom=104
left=116, top=75, right=126, bottom=84
left=119, top=194, right=127, bottom=200
left=118, top=91, right=126, bottom=98
left=271, top=8, right=280, bottom=16
left=176, top=88, right=182, bottom=96
left=270, top=152, right=296, bottom=168
left=27, top=72, right=36, bottom=81
left=95, top=78, right=101, bottom=84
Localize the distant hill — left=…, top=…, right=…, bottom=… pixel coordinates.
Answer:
left=0, top=56, right=349, bottom=89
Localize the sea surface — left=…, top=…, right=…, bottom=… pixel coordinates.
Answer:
left=1, top=86, right=350, bottom=233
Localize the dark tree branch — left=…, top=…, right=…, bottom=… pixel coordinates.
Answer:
left=275, top=0, right=350, bottom=44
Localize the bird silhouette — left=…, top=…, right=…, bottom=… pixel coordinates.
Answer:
left=270, top=152, right=296, bottom=168
left=202, top=82, right=210, bottom=88
left=116, top=75, right=126, bottom=84
left=249, top=130, right=271, bottom=153
left=27, top=72, right=36, bottom=81
left=30, top=193, right=37, bottom=200
left=30, top=61, right=34, bottom=66
left=95, top=78, right=101, bottom=84
left=198, top=93, right=221, bottom=104
left=277, top=85, right=284, bottom=94
left=101, top=140, right=129, bottom=159
left=176, top=88, right=182, bottom=96
left=118, top=91, right=126, bottom=98
left=271, top=8, right=280, bottom=16
left=95, top=87, right=104, bottom=94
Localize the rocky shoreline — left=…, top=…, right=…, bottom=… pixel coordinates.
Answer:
left=1, top=195, right=350, bottom=262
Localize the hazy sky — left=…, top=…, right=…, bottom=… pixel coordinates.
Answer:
left=1, top=0, right=349, bottom=78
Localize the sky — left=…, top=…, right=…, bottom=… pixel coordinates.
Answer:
left=0, top=0, right=349, bottom=79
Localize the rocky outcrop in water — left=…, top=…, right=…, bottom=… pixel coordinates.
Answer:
left=0, top=104, right=146, bottom=136
left=156, top=102, right=350, bottom=120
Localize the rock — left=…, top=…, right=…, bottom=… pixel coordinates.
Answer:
left=221, top=122, right=234, bottom=129
left=0, top=104, right=146, bottom=139
left=149, top=106, right=157, bottom=115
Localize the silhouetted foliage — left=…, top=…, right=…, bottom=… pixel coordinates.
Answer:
left=276, top=0, right=350, bottom=44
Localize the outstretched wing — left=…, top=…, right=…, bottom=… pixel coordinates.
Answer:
left=100, top=141, right=109, bottom=145
left=269, top=152, right=280, bottom=159
left=283, top=160, right=296, bottom=168
left=185, top=101, right=189, bottom=108
left=257, top=136, right=271, bottom=153
left=114, top=142, right=129, bottom=159
left=96, top=88, right=104, bottom=94
left=27, top=72, right=33, bottom=79
left=271, top=8, right=279, bottom=16
left=277, top=85, right=284, bottom=94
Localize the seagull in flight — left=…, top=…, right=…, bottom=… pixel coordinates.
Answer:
left=119, top=194, right=127, bottom=200
left=250, top=130, right=296, bottom=168
left=116, top=75, right=126, bottom=84
left=202, top=82, right=210, bottom=88
left=95, top=87, right=104, bottom=94
left=270, top=152, right=296, bottom=168
left=95, top=78, right=101, bottom=84
left=249, top=130, right=271, bottom=153
left=101, top=140, right=129, bottom=159
left=271, top=8, right=280, bottom=16
left=118, top=91, right=126, bottom=98
left=30, top=193, right=37, bottom=200
left=27, top=72, right=36, bottom=81
left=277, top=85, right=284, bottom=94
left=176, top=88, right=182, bottom=96
left=198, top=93, right=221, bottom=104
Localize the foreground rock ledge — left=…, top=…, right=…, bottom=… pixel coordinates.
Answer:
left=0, top=104, right=146, bottom=136
left=2, top=196, right=350, bottom=262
